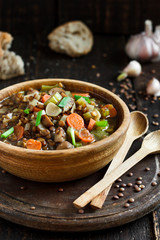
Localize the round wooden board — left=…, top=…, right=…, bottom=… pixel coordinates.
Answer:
left=0, top=139, right=159, bottom=232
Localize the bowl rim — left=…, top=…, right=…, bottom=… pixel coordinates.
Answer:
left=0, top=78, right=130, bottom=157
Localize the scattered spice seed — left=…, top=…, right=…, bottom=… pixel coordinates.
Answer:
left=115, top=184, right=120, bottom=188
left=58, top=188, right=64, bottom=192
left=124, top=203, right=130, bottom=208
left=157, top=172, right=160, bottom=177
left=1, top=169, right=6, bottom=174
left=128, top=198, right=135, bottom=203
left=118, top=193, right=124, bottom=197
left=152, top=121, right=159, bottom=126
left=30, top=206, right=36, bottom=210
left=113, top=195, right=119, bottom=200
left=139, top=184, right=145, bottom=189
left=116, top=178, right=122, bottom=182
left=151, top=100, right=155, bottom=104
left=129, top=104, right=136, bottom=110
left=112, top=88, right=116, bottom=93
left=137, top=177, right=142, bottom=180
left=128, top=172, right=133, bottom=177
left=153, top=96, right=157, bottom=101
left=151, top=181, right=157, bottom=186
left=91, top=65, right=96, bottom=69
left=136, top=180, right=142, bottom=185
left=20, top=186, right=25, bottom=190
left=143, top=107, right=148, bottom=111
left=145, top=167, right=150, bottom=171
left=127, top=183, right=133, bottom=187
left=153, top=114, right=159, bottom=118
left=109, top=82, right=114, bottom=86
left=121, top=183, right=127, bottom=187
left=151, top=69, right=156, bottom=73
left=96, top=73, right=100, bottom=77
left=119, top=187, right=125, bottom=192
left=134, top=186, right=141, bottom=192
left=78, top=209, right=84, bottom=214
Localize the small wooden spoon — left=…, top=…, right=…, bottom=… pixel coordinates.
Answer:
left=90, top=111, right=148, bottom=209
left=73, top=130, right=160, bottom=209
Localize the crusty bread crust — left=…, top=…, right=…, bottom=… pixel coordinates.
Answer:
left=0, top=32, right=13, bottom=57
left=0, top=50, right=24, bottom=80
left=48, top=21, right=93, bottom=57
left=0, top=31, right=24, bottom=80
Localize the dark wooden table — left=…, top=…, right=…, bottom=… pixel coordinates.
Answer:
left=0, top=0, right=160, bottom=239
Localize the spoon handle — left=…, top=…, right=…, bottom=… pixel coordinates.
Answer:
left=73, top=147, right=148, bottom=209
left=90, top=135, right=134, bottom=209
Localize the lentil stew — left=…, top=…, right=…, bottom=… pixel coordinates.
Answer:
left=0, top=83, right=118, bottom=150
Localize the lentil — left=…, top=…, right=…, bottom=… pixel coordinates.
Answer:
left=153, top=114, right=159, bottom=118
left=119, top=187, right=125, bottom=192
left=128, top=198, right=135, bottom=203
left=128, top=172, right=133, bottom=177
left=127, top=183, right=133, bottom=187
left=151, top=181, right=157, bottom=186
left=145, top=167, right=150, bottom=171
left=116, top=178, right=122, bottom=182
left=78, top=209, right=84, bottom=214
left=118, top=193, right=124, bottom=197
left=134, top=186, right=141, bottom=192
left=113, top=195, right=119, bottom=200
left=124, top=203, right=130, bottom=208
left=30, top=206, right=36, bottom=210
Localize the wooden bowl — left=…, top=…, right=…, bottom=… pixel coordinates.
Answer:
left=0, top=79, right=130, bottom=182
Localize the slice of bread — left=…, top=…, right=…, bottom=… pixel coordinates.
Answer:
left=0, top=31, right=25, bottom=80
left=0, top=50, right=24, bottom=80
left=48, top=21, right=93, bottom=57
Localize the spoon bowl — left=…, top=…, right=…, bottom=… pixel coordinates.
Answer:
left=129, top=111, right=148, bottom=138
left=142, top=130, right=160, bottom=154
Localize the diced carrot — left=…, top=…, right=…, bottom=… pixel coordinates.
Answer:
left=26, top=139, right=42, bottom=150
left=71, top=92, right=90, bottom=97
left=66, top=113, right=84, bottom=130
left=41, top=94, right=50, bottom=103
left=78, top=128, right=94, bottom=143
left=14, top=125, right=24, bottom=140
left=33, top=106, right=42, bottom=112
left=87, top=118, right=96, bottom=131
left=104, top=104, right=117, bottom=118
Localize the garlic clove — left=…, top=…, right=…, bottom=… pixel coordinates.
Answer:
left=117, top=60, right=142, bottom=81
left=125, top=20, right=160, bottom=62
left=146, top=77, right=160, bottom=96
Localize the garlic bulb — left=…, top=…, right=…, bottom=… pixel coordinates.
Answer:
left=117, top=60, right=142, bottom=81
left=125, top=20, right=160, bottom=62
left=146, top=77, right=160, bottom=96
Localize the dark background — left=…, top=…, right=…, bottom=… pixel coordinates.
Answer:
left=0, top=0, right=160, bottom=239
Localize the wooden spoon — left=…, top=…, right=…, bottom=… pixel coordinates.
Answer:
left=90, top=111, right=148, bottom=209
left=73, top=130, right=160, bottom=209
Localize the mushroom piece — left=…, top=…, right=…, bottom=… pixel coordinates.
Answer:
left=41, top=115, right=53, bottom=127
left=56, top=141, right=74, bottom=150
left=63, top=97, right=75, bottom=112
left=49, top=87, right=65, bottom=96
left=54, top=127, right=66, bottom=142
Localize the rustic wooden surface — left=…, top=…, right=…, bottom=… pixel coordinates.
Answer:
left=0, top=0, right=160, bottom=239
